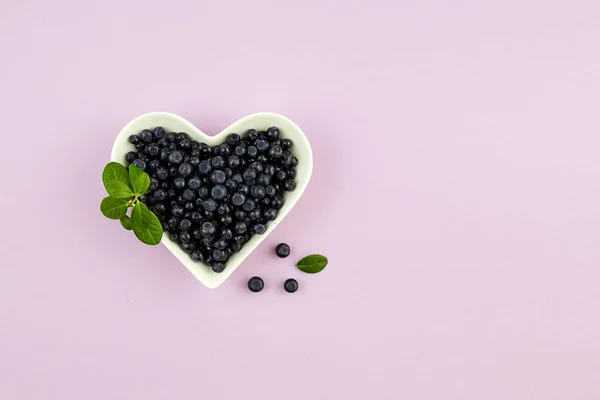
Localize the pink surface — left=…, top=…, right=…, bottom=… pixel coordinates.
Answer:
left=1, top=1, right=599, bottom=399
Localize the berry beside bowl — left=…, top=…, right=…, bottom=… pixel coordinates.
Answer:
left=111, top=112, right=313, bottom=289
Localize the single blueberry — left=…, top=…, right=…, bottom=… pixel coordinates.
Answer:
left=168, top=150, right=183, bottom=164
left=232, top=192, right=246, bottom=206
left=129, top=135, right=140, bottom=145
left=203, top=198, right=218, bottom=212
left=248, top=276, right=264, bottom=292
left=210, top=170, right=226, bottom=184
left=284, top=278, right=298, bottom=293
left=141, top=130, right=153, bottom=143
left=125, top=151, right=138, bottom=163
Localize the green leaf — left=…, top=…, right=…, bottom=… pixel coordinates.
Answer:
left=131, top=202, right=163, bottom=245
left=296, top=254, right=328, bottom=274
left=120, top=215, right=133, bottom=230
left=102, top=162, right=133, bottom=198
left=129, top=164, right=150, bottom=195
left=100, top=196, right=129, bottom=219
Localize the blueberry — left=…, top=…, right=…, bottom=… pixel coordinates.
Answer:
left=189, top=156, right=200, bottom=167
left=225, top=179, right=238, bottom=190
left=217, top=204, right=230, bottom=215
left=197, top=187, right=209, bottom=199
left=227, top=155, right=241, bottom=168
left=173, top=177, right=185, bottom=189
left=276, top=170, right=287, bottom=181
left=221, top=228, right=233, bottom=240
left=148, top=159, right=160, bottom=170
left=178, top=162, right=193, bottom=177
left=169, top=232, right=179, bottom=241
left=257, top=154, right=268, bottom=163
left=132, top=159, right=146, bottom=170
left=265, top=185, right=276, bottom=197
left=154, top=189, right=167, bottom=201
left=231, top=242, right=242, bottom=252
left=248, top=276, right=264, bottom=292
left=166, top=132, right=177, bottom=142
left=149, top=178, right=159, bottom=190
left=171, top=204, right=184, bottom=217
left=219, top=143, right=231, bottom=156
left=188, top=176, right=202, bottom=190
left=253, top=224, right=266, bottom=234
left=281, top=138, right=293, bottom=149
left=266, top=126, right=280, bottom=141
left=234, top=210, right=247, bottom=220
left=250, top=185, right=266, bottom=199
left=167, top=216, right=179, bottom=228
left=234, top=221, right=247, bottom=234
left=283, top=179, right=296, bottom=191
left=203, top=198, right=218, bottom=212
left=211, top=184, right=227, bottom=200
left=178, top=139, right=191, bottom=149
left=242, top=168, right=257, bottom=182
left=212, top=263, right=225, bottom=273
left=191, top=251, right=204, bottom=262
left=213, top=239, right=227, bottom=251
left=249, top=161, right=263, bottom=173
left=256, top=139, right=269, bottom=152
left=284, top=278, right=298, bottom=293
left=168, top=150, right=183, bottom=164
left=232, top=192, right=246, bottom=206
left=247, top=129, right=259, bottom=141
left=271, top=196, right=284, bottom=209
left=125, top=151, right=138, bottom=163
left=247, top=146, right=258, bottom=158
left=201, top=222, right=216, bottom=237
left=160, top=148, right=170, bottom=161
left=141, top=129, right=153, bottom=143
left=275, top=243, right=290, bottom=258
left=264, top=208, right=277, bottom=220
left=211, top=156, right=225, bottom=169
left=234, top=145, right=246, bottom=156
left=198, top=160, right=212, bottom=175
left=182, top=188, right=195, bottom=201
left=129, top=135, right=140, bottom=145
left=180, top=219, right=192, bottom=230
left=242, top=199, right=256, bottom=212
left=145, top=144, right=159, bottom=156
left=210, top=170, right=226, bottom=184
left=181, top=242, right=196, bottom=253
left=263, top=165, right=275, bottom=176
left=153, top=127, right=166, bottom=140
left=179, top=230, right=191, bottom=243
left=268, top=145, right=283, bottom=158
left=227, top=133, right=241, bottom=146
left=153, top=203, right=166, bottom=214
left=248, top=208, right=262, bottom=221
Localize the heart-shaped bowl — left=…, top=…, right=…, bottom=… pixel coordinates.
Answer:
left=111, top=112, right=313, bottom=288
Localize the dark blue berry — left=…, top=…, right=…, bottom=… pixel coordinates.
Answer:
left=180, top=219, right=192, bottom=230
left=266, top=126, right=280, bottom=141
left=250, top=185, right=266, bottom=199
left=145, top=144, right=159, bottom=156
left=247, top=146, right=258, bottom=158
left=132, top=159, right=146, bottom=170
left=201, top=221, right=216, bottom=237
left=153, top=127, right=166, bottom=140
left=182, top=189, right=195, bottom=201
left=125, top=151, right=138, bottom=163
left=281, top=138, right=292, bottom=149
left=268, top=145, right=283, bottom=158
left=227, top=133, right=241, bottom=145
left=256, top=139, right=269, bottom=152
left=219, top=144, right=231, bottom=156
left=234, top=145, right=246, bottom=156
left=179, top=231, right=191, bottom=243
left=242, top=168, right=257, bottom=182
left=221, top=228, right=233, bottom=240
left=253, top=224, right=266, bottom=234
left=212, top=263, right=225, bottom=273
left=242, top=199, right=256, bottom=212
left=210, top=170, right=226, bottom=184
left=148, top=159, right=160, bottom=170
left=168, top=150, right=183, bottom=164
left=283, top=179, right=296, bottom=191
left=211, top=184, right=227, bottom=200
left=248, top=276, right=264, bottom=292
left=188, top=176, right=201, bottom=190
left=197, top=187, right=209, bottom=199
left=284, top=278, right=298, bottom=293
left=232, top=192, right=246, bottom=206
left=173, top=177, right=185, bottom=189
left=178, top=162, right=193, bottom=177
left=234, top=221, right=247, bottom=234
left=211, top=156, right=225, bottom=169
left=264, top=208, right=277, bottom=220
left=203, top=198, right=218, bottom=212
left=129, top=135, right=140, bottom=145
left=275, top=243, right=290, bottom=258
left=191, top=251, right=204, bottom=262
left=154, top=189, right=167, bottom=201
left=247, top=129, right=259, bottom=140
left=141, top=130, right=153, bottom=143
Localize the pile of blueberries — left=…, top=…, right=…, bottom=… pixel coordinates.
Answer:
left=125, top=126, right=298, bottom=273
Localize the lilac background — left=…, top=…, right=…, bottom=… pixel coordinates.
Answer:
left=1, top=0, right=600, bottom=399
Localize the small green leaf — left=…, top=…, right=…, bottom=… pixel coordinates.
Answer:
left=129, top=164, right=150, bottom=195
left=102, top=162, right=132, bottom=198
left=120, top=215, right=133, bottom=230
left=131, top=202, right=163, bottom=245
left=296, top=254, right=328, bottom=274
left=100, top=196, right=129, bottom=219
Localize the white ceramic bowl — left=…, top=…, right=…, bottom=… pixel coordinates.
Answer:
left=111, top=112, right=313, bottom=288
